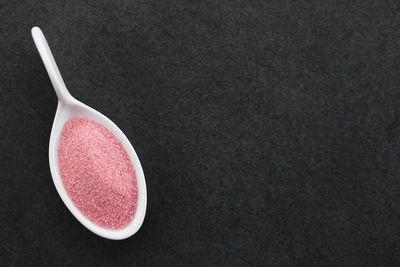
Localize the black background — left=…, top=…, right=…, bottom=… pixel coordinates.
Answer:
left=2, top=0, right=400, bottom=266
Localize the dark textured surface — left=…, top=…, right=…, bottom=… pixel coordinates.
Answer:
left=1, top=0, right=400, bottom=265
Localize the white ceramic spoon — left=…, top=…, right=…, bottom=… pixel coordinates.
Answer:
left=31, top=26, right=147, bottom=240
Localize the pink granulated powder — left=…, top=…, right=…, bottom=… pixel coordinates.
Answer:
left=58, top=118, right=138, bottom=230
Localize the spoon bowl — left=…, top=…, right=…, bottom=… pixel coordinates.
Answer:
left=32, top=26, right=147, bottom=240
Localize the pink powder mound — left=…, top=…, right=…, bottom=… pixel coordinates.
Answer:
left=58, top=118, right=138, bottom=230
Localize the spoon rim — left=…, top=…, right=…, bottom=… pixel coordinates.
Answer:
left=49, top=100, right=147, bottom=240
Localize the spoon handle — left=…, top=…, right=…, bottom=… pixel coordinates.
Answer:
left=31, top=27, right=73, bottom=104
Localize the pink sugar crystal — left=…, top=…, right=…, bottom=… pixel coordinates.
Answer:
left=58, top=118, right=138, bottom=230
